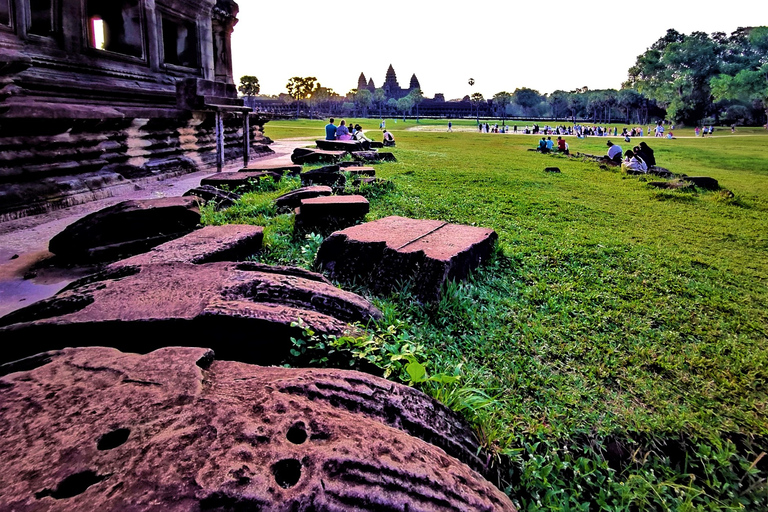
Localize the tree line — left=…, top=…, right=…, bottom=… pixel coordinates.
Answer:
left=239, top=26, right=768, bottom=127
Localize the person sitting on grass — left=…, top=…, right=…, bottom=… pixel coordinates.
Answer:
left=556, top=136, right=569, bottom=155
left=545, top=136, right=554, bottom=152
left=352, top=124, right=372, bottom=150
left=635, top=141, right=656, bottom=167
left=537, top=137, right=548, bottom=153
left=604, top=140, right=623, bottom=164
left=622, top=149, right=648, bottom=173
left=382, top=129, right=396, bottom=147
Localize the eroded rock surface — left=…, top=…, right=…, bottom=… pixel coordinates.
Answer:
left=291, top=148, right=346, bottom=165
left=200, top=171, right=280, bottom=190
left=274, top=186, right=333, bottom=210
left=315, top=139, right=365, bottom=152
left=48, top=197, right=202, bottom=262
left=183, top=185, right=241, bottom=210
left=241, top=163, right=303, bottom=176
left=113, top=225, right=264, bottom=266
left=0, top=347, right=515, bottom=511
left=316, top=216, right=498, bottom=302
left=295, top=195, right=369, bottom=233
left=0, top=261, right=382, bottom=365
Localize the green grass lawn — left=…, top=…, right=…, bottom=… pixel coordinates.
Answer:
left=210, top=118, right=768, bottom=510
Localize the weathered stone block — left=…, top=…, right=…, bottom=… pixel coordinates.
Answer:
left=240, top=163, right=302, bottom=176
left=351, top=151, right=397, bottom=163
left=315, top=139, right=364, bottom=151
left=48, top=197, right=202, bottom=262
left=200, top=171, right=280, bottom=190
left=291, top=148, right=346, bottom=165
left=683, top=176, right=719, bottom=190
left=315, top=216, right=498, bottom=302
left=274, top=186, right=333, bottom=210
left=0, top=347, right=516, bottom=511
left=0, top=261, right=382, bottom=366
left=183, top=185, right=241, bottom=210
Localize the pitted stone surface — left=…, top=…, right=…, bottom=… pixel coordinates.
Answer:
left=316, top=216, right=498, bottom=302
left=200, top=171, right=280, bottom=190
left=0, top=347, right=516, bottom=511
left=183, top=185, right=240, bottom=210
left=0, top=261, right=382, bottom=365
left=295, top=195, right=369, bottom=232
left=274, top=186, right=333, bottom=210
left=342, top=166, right=376, bottom=176
left=113, top=225, right=264, bottom=266
left=48, top=197, right=202, bottom=262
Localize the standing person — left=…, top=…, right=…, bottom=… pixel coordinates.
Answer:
left=731, top=124, right=736, bottom=133
left=325, top=118, right=337, bottom=140
left=695, top=126, right=700, bottom=137
left=448, top=121, right=452, bottom=132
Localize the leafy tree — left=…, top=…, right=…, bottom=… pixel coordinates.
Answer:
left=354, top=88, right=373, bottom=117
left=710, top=27, right=768, bottom=128
left=374, top=88, right=387, bottom=119
left=396, top=95, right=415, bottom=121
left=617, top=89, right=645, bottom=124
left=408, top=89, right=424, bottom=122
left=238, top=75, right=260, bottom=97
left=547, top=91, right=568, bottom=121
left=512, top=88, right=544, bottom=115
left=493, top=92, right=512, bottom=125
left=470, top=92, right=484, bottom=124
left=285, top=76, right=317, bottom=118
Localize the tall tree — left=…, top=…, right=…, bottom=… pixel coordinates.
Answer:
left=238, top=75, right=260, bottom=97
left=547, top=91, right=568, bottom=121
left=470, top=92, right=484, bottom=124
left=373, top=88, right=387, bottom=119
left=493, top=91, right=512, bottom=125
left=354, top=88, right=373, bottom=117
left=408, top=89, right=424, bottom=122
left=286, top=76, right=317, bottom=118
left=512, top=88, right=544, bottom=117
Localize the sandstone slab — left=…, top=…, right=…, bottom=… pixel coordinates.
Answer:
left=291, top=148, right=346, bottom=165
left=351, top=151, right=397, bottom=163
left=683, top=176, right=719, bottom=190
left=295, top=195, right=369, bottom=233
left=300, top=166, right=346, bottom=188
left=316, top=216, right=498, bottom=302
left=114, top=225, right=264, bottom=266
left=48, top=197, right=202, bottom=263
left=0, top=347, right=515, bottom=511
left=240, top=163, right=302, bottom=176
left=315, top=139, right=365, bottom=152
left=0, top=261, right=382, bottom=365
left=274, top=186, right=333, bottom=210
left=183, top=185, right=241, bottom=210
left=200, top=171, right=280, bottom=190
left=342, top=166, right=376, bottom=177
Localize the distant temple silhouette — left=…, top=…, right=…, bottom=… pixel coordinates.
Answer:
left=357, top=65, right=420, bottom=100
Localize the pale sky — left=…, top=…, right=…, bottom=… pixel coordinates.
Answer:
left=231, top=1, right=767, bottom=100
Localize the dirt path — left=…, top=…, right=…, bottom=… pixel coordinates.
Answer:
left=0, top=139, right=313, bottom=318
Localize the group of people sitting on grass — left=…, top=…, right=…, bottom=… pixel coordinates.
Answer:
left=536, top=136, right=569, bottom=154
left=324, top=118, right=395, bottom=150
left=603, top=140, right=656, bottom=173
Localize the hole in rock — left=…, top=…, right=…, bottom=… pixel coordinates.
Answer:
left=97, top=428, right=130, bottom=450
left=272, top=459, right=301, bottom=488
left=286, top=423, right=308, bottom=445
left=35, top=470, right=107, bottom=499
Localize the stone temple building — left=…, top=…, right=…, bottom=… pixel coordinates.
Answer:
left=0, top=0, right=271, bottom=221
left=357, top=65, right=420, bottom=100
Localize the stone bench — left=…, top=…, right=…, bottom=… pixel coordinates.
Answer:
left=315, top=139, right=365, bottom=152
left=315, top=216, right=497, bottom=302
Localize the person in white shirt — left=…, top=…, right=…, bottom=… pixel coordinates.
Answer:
left=606, top=140, right=623, bottom=163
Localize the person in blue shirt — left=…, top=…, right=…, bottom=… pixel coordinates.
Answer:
left=325, top=118, right=337, bottom=140
left=545, top=137, right=554, bottom=151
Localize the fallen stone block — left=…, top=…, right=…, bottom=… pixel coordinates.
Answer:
left=370, top=141, right=384, bottom=148
left=315, top=139, right=365, bottom=152
left=113, top=225, right=264, bottom=266
left=647, top=181, right=696, bottom=191
left=0, top=261, right=382, bottom=365
left=183, top=185, right=240, bottom=210
left=300, top=166, right=346, bottom=188
left=0, top=347, right=516, bottom=511
left=351, top=151, right=397, bottom=163
left=315, top=216, right=498, bottom=302
left=544, top=167, right=561, bottom=173
left=291, top=147, right=346, bottom=165
left=200, top=171, right=280, bottom=190
left=48, top=197, right=202, bottom=263
left=240, top=162, right=302, bottom=176
left=295, top=195, right=369, bottom=233
left=274, top=186, right=333, bottom=210
left=682, top=176, right=719, bottom=190
left=342, top=166, right=376, bottom=177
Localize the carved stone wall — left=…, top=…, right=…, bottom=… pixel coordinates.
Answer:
left=0, top=0, right=270, bottom=221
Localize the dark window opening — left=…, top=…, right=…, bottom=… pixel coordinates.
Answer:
left=29, top=0, right=53, bottom=36
left=0, top=0, right=11, bottom=26
left=161, top=15, right=197, bottom=68
left=87, top=0, right=143, bottom=58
